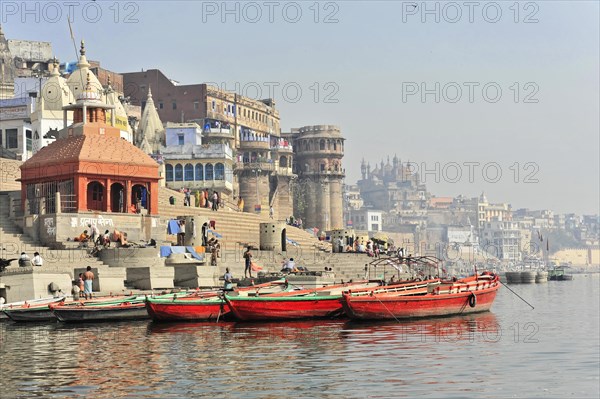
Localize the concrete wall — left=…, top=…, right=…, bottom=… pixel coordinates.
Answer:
left=0, top=270, right=71, bottom=303
left=33, top=213, right=161, bottom=246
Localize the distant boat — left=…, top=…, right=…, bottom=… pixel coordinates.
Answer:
left=548, top=266, right=573, bottom=281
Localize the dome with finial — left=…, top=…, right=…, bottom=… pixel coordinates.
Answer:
left=77, top=72, right=102, bottom=102
left=37, top=56, right=74, bottom=112
left=66, top=39, right=104, bottom=101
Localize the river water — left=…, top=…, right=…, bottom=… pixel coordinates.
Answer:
left=1, top=275, right=598, bottom=399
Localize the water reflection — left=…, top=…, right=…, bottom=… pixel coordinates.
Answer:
left=342, top=312, right=500, bottom=345
left=1, top=275, right=598, bottom=399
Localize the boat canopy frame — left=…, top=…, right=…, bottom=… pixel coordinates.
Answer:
left=364, top=255, right=444, bottom=281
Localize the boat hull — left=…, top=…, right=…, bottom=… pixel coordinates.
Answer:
left=341, top=286, right=499, bottom=320
left=3, top=308, right=57, bottom=322
left=52, top=303, right=149, bottom=322
left=225, top=295, right=343, bottom=321
left=145, top=299, right=228, bottom=321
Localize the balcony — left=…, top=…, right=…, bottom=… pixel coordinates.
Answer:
left=270, top=144, right=293, bottom=153
left=234, top=161, right=274, bottom=172
left=167, top=179, right=234, bottom=194
left=239, top=140, right=270, bottom=150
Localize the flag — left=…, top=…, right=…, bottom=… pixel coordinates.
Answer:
left=546, top=239, right=549, bottom=252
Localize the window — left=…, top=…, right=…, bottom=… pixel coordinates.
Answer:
left=215, top=163, right=225, bottom=180
left=175, top=164, right=183, bottom=181
left=195, top=164, right=204, bottom=181
left=194, top=101, right=199, bottom=110
left=165, top=164, right=174, bottom=181
left=320, top=163, right=325, bottom=172
left=212, top=100, right=215, bottom=111
left=6, top=129, right=18, bottom=149
left=178, top=134, right=184, bottom=145
left=184, top=164, right=194, bottom=181
left=205, top=163, right=214, bottom=180
left=159, top=102, right=163, bottom=109
left=320, top=139, right=325, bottom=150
left=0, top=129, right=2, bottom=147
left=26, top=130, right=32, bottom=151
left=172, top=101, right=177, bottom=110
left=372, top=224, right=379, bottom=231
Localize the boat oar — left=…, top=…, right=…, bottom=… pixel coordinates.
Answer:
left=499, top=281, right=534, bottom=310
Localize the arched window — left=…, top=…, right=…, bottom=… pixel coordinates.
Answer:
left=326, top=140, right=331, bottom=150
left=303, top=140, right=308, bottom=150
left=279, top=156, right=287, bottom=167
left=215, top=163, right=225, bottom=180
left=184, top=164, right=194, bottom=181
left=205, top=163, right=214, bottom=180
left=175, top=164, right=183, bottom=181
left=195, top=164, right=204, bottom=181
left=333, top=141, right=337, bottom=151
left=320, top=139, right=325, bottom=150
left=166, top=164, right=174, bottom=181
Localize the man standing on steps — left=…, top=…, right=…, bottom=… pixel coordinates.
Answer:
left=243, top=247, right=253, bottom=279
left=82, top=266, right=94, bottom=300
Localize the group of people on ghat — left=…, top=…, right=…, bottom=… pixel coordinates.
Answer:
left=179, top=188, right=222, bottom=211
left=18, top=251, right=43, bottom=267
left=74, top=224, right=130, bottom=250
left=285, top=216, right=303, bottom=229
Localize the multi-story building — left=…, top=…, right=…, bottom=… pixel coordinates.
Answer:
left=481, top=220, right=522, bottom=262
left=343, top=184, right=363, bottom=228
left=123, top=70, right=294, bottom=218
left=0, top=97, right=34, bottom=160
left=477, top=193, right=512, bottom=228
left=350, top=208, right=383, bottom=232
left=283, top=125, right=345, bottom=231
left=162, top=122, right=234, bottom=195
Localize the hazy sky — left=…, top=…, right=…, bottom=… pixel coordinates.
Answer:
left=3, top=0, right=599, bottom=214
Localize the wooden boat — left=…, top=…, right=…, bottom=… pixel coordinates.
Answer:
left=145, top=279, right=288, bottom=321
left=224, top=293, right=344, bottom=321
left=2, top=297, right=67, bottom=322
left=50, top=295, right=150, bottom=322
left=224, top=281, right=384, bottom=321
left=146, top=296, right=227, bottom=321
left=341, top=272, right=501, bottom=320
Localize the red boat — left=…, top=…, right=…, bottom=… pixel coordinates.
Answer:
left=145, top=279, right=287, bottom=321
left=341, top=272, right=500, bottom=320
left=146, top=296, right=227, bottom=321
left=224, top=281, right=382, bottom=321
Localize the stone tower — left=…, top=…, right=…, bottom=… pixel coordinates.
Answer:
left=285, top=125, right=345, bottom=232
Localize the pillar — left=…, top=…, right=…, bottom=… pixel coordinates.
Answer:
left=55, top=192, right=61, bottom=214
left=329, top=178, right=343, bottom=230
